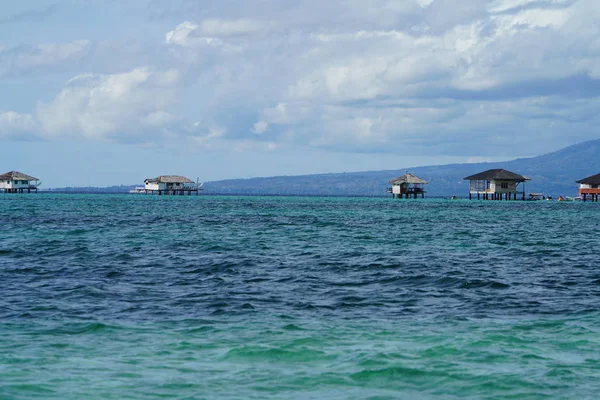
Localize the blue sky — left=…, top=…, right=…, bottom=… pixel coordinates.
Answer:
left=1, top=0, right=599, bottom=187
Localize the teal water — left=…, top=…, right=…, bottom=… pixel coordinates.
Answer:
left=1, top=195, right=600, bottom=399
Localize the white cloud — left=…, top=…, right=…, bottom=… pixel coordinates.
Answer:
left=488, top=0, right=572, bottom=14
left=141, top=111, right=179, bottom=127
left=417, top=0, right=434, bottom=7
left=262, top=102, right=314, bottom=125
left=165, top=19, right=263, bottom=49
left=35, top=67, right=183, bottom=141
left=0, top=40, right=90, bottom=76
left=166, top=21, right=202, bottom=47
left=191, top=125, right=226, bottom=146
left=252, top=120, right=269, bottom=134
left=165, top=21, right=198, bottom=44
left=201, top=19, right=265, bottom=37
left=0, top=111, right=37, bottom=138
left=165, top=19, right=265, bottom=45
left=4, top=0, right=600, bottom=160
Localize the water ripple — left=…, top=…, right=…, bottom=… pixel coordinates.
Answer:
left=2, top=195, right=600, bottom=398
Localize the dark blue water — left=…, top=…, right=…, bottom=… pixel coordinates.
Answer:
left=1, top=194, right=600, bottom=399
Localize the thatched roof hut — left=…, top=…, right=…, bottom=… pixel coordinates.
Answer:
left=0, top=171, right=38, bottom=181
left=388, top=173, right=428, bottom=199
left=144, top=175, right=194, bottom=184
left=0, top=170, right=40, bottom=193
left=142, top=175, right=199, bottom=196
left=389, top=173, right=428, bottom=185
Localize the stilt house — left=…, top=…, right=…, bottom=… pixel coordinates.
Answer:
left=388, top=173, right=428, bottom=199
left=576, top=173, right=600, bottom=202
left=143, top=175, right=199, bottom=195
left=464, top=169, right=529, bottom=200
left=0, top=171, right=40, bottom=193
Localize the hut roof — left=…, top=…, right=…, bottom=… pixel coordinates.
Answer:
left=0, top=171, right=38, bottom=181
left=576, top=173, right=600, bottom=185
left=463, top=169, right=529, bottom=181
left=389, top=173, right=428, bottom=185
left=145, top=175, right=194, bottom=184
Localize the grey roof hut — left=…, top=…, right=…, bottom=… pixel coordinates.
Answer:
left=576, top=173, right=600, bottom=202
left=464, top=169, right=529, bottom=200
left=388, top=173, right=428, bottom=199
left=0, top=171, right=40, bottom=193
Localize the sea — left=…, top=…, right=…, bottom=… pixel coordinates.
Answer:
left=1, top=194, right=600, bottom=399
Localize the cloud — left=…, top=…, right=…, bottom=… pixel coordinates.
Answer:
left=0, top=4, right=60, bottom=24
left=143, top=1, right=600, bottom=156
left=0, top=111, right=37, bottom=138
left=190, top=125, right=226, bottom=146
left=141, top=111, right=179, bottom=127
left=165, top=21, right=205, bottom=47
left=5, top=0, right=600, bottom=160
left=0, top=40, right=91, bottom=77
left=252, top=120, right=269, bottom=134
left=201, top=19, right=265, bottom=37
left=165, top=18, right=264, bottom=48
left=35, top=67, right=186, bottom=141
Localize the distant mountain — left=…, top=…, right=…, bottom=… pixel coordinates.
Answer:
left=202, top=138, right=600, bottom=197
left=46, top=138, right=600, bottom=197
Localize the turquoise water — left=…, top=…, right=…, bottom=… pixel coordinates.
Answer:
left=1, top=195, right=600, bottom=399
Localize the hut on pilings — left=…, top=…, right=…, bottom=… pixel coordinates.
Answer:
left=576, top=173, right=600, bottom=202
left=0, top=171, right=40, bottom=193
left=464, top=169, right=529, bottom=200
left=388, top=173, right=428, bottom=199
left=143, top=175, right=199, bottom=195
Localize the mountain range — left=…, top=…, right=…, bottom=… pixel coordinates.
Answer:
left=200, top=138, right=600, bottom=197
left=50, top=138, right=600, bottom=197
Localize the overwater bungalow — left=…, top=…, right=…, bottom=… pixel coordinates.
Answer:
left=143, top=175, right=200, bottom=195
left=576, top=173, right=600, bottom=202
left=0, top=171, right=40, bottom=193
left=388, top=173, right=428, bottom=199
left=464, top=169, right=529, bottom=200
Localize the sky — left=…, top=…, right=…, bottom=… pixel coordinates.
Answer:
left=1, top=0, right=599, bottom=187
